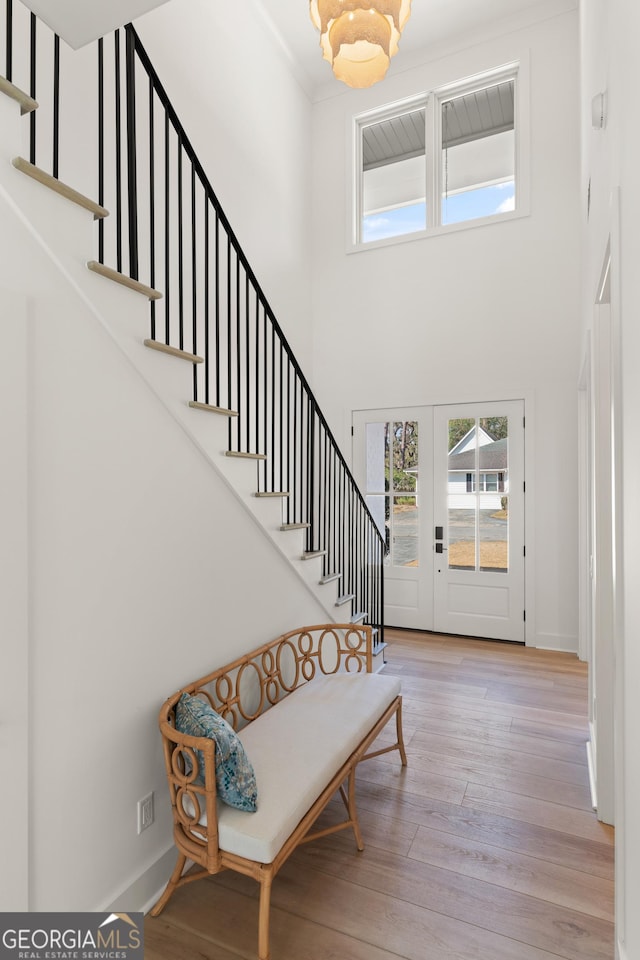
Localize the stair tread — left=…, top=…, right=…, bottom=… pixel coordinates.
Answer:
left=280, top=523, right=311, bottom=531
left=12, top=156, right=109, bottom=219
left=319, top=572, right=341, bottom=584
left=189, top=400, right=238, bottom=417
left=144, top=339, right=203, bottom=364
left=301, top=550, right=327, bottom=560
left=255, top=491, right=289, bottom=498
left=351, top=611, right=367, bottom=623
left=0, top=76, right=38, bottom=114
left=225, top=451, right=267, bottom=461
left=87, top=260, right=162, bottom=300
left=335, top=593, right=355, bottom=606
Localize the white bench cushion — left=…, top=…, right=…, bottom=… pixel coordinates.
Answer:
left=193, top=672, right=401, bottom=864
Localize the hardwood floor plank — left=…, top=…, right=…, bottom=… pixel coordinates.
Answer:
left=512, top=716, right=593, bottom=744
left=407, top=825, right=614, bottom=921
left=155, top=880, right=402, bottom=960
left=398, top=687, right=590, bottom=730
left=353, top=755, right=468, bottom=804
left=293, top=833, right=614, bottom=960
left=378, top=745, right=593, bottom=810
left=268, top=855, right=571, bottom=960
left=351, top=777, right=614, bottom=878
left=462, top=782, right=614, bottom=843
left=481, top=681, right=588, bottom=714
left=403, top=714, right=588, bottom=765
left=408, top=729, right=590, bottom=785
left=144, top=915, right=242, bottom=960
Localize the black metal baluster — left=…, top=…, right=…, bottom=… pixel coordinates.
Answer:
left=285, top=363, right=291, bottom=523
left=214, top=211, right=220, bottom=407
left=270, top=325, right=276, bottom=492
left=149, top=78, right=156, bottom=338
left=191, top=162, right=197, bottom=398
left=163, top=109, right=170, bottom=343
left=235, top=254, right=241, bottom=450
left=29, top=13, right=36, bottom=165
left=52, top=35, right=60, bottom=178
left=114, top=31, right=122, bottom=273
left=98, top=37, right=104, bottom=264
left=309, top=404, right=315, bottom=550
left=177, top=142, right=183, bottom=350
left=227, top=235, right=232, bottom=447
left=125, top=26, right=139, bottom=280
left=245, top=275, right=250, bottom=450
left=254, top=290, right=263, bottom=453
left=292, top=374, right=298, bottom=519
left=5, top=0, right=12, bottom=81
left=262, top=304, right=268, bottom=490
left=322, top=429, right=329, bottom=575
left=279, top=342, right=284, bottom=495
left=204, top=199, right=209, bottom=404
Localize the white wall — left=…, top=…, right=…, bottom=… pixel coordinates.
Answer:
left=309, top=8, right=581, bottom=650
left=580, top=1, right=640, bottom=955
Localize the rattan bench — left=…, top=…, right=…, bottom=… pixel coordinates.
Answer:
left=150, top=622, right=407, bottom=960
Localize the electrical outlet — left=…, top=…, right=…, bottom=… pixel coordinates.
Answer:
left=137, top=792, right=154, bottom=834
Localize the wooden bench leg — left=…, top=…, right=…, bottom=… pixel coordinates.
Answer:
left=148, top=853, right=187, bottom=917
left=258, top=868, right=274, bottom=960
left=347, top=768, right=364, bottom=851
left=396, top=699, right=408, bottom=767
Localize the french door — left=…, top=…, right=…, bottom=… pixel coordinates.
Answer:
left=353, top=400, right=525, bottom=642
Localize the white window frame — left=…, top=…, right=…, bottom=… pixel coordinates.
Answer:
left=350, top=59, right=529, bottom=251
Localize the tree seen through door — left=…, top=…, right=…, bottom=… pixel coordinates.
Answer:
left=365, top=420, right=419, bottom=567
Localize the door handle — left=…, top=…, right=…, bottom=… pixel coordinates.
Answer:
left=435, top=525, right=443, bottom=540
left=435, top=542, right=448, bottom=554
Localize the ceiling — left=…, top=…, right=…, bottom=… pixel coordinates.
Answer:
left=24, top=0, right=575, bottom=95
left=254, top=0, right=575, bottom=98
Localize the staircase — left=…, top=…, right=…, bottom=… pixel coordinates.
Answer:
left=1, top=3, right=386, bottom=663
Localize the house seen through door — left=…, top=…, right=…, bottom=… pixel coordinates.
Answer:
left=353, top=401, right=525, bottom=642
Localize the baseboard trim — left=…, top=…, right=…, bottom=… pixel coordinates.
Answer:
left=586, top=732, right=597, bottom=811
left=533, top=632, right=579, bottom=653
left=104, top=844, right=177, bottom=915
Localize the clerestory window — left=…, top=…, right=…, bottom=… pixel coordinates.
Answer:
left=354, top=63, right=523, bottom=247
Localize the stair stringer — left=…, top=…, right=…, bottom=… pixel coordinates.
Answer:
left=0, top=97, right=352, bottom=625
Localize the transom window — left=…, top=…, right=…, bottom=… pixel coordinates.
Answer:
left=355, top=63, right=520, bottom=246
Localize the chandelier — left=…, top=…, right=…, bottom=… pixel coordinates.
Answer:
left=310, top=0, right=412, bottom=88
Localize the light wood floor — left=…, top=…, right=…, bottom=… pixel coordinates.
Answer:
left=145, top=628, right=615, bottom=960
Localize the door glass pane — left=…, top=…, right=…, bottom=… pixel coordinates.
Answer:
left=392, top=421, right=418, bottom=493
left=391, top=422, right=419, bottom=566
left=366, top=420, right=419, bottom=567
left=392, top=496, right=419, bottom=566
left=448, top=506, right=476, bottom=570
left=479, top=494, right=508, bottom=572
left=446, top=415, right=509, bottom=572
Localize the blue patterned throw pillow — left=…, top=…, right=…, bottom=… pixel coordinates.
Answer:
left=175, top=692, right=258, bottom=812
